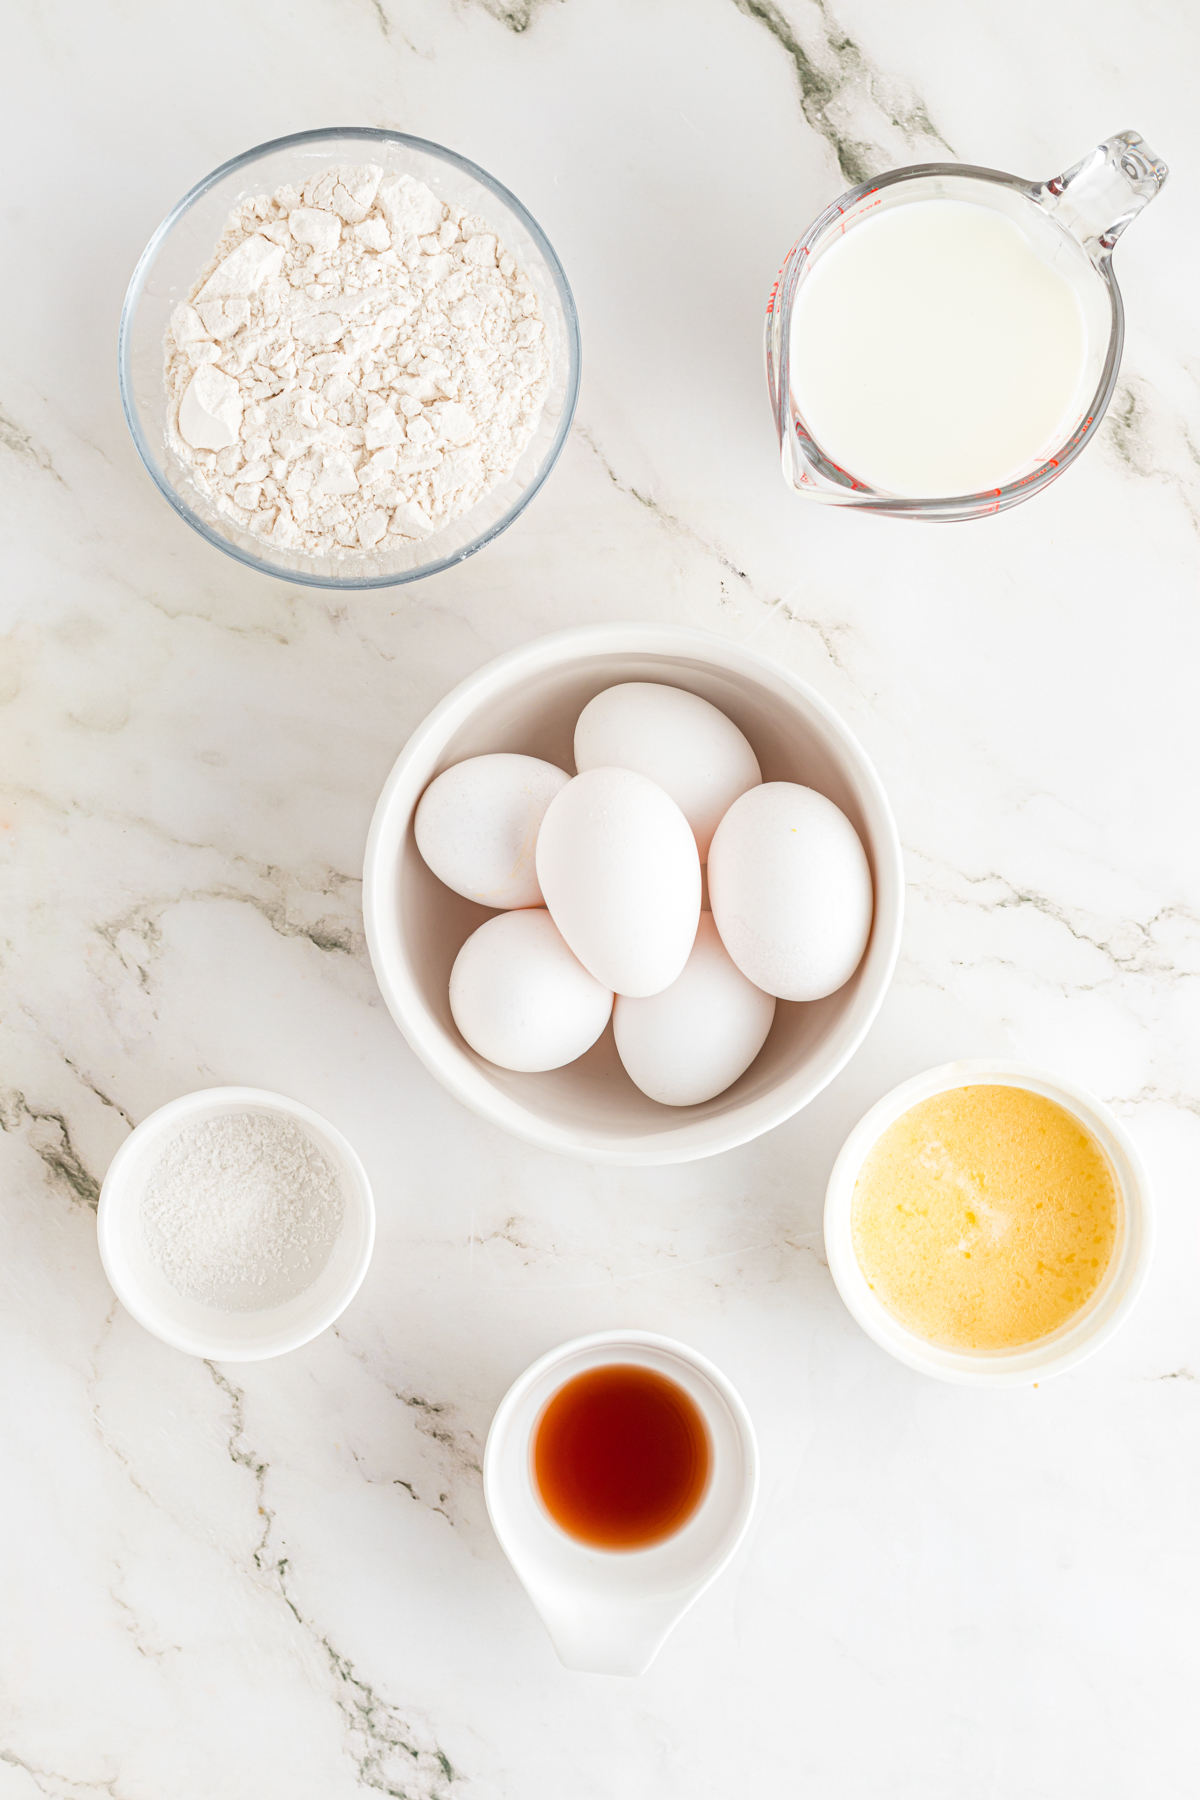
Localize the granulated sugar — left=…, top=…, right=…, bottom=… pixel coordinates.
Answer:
left=141, top=1111, right=345, bottom=1313
left=163, top=161, right=550, bottom=559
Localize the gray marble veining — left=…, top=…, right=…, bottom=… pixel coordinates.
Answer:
left=2, top=0, right=1199, bottom=1794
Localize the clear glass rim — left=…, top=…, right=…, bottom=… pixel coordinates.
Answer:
left=117, top=126, right=583, bottom=588
left=769, top=161, right=1124, bottom=521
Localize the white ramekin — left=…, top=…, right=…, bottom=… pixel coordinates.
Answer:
left=823, top=1061, right=1154, bottom=1386
left=483, top=1330, right=759, bottom=1675
left=363, top=622, right=904, bottom=1164
left=97, top=1087, right=375, bottom=1361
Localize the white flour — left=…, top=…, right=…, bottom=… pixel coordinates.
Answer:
left=164, top=162, right=549, bottom=558
left=141, top=1110, right=345, bottom=1312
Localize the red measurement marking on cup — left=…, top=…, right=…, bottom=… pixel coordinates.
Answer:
left=766, top=240, right=805, bottom=315
left=838, top=191, right=882, bottom=235
left=792, top=419, right=865, bottom=490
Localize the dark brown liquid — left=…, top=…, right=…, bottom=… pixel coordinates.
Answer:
left=532, top=1364, right=711, bottom=1550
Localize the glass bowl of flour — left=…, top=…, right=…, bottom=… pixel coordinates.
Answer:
left=97, top=1087, right=375, bottom=1359
left=119, top=128, right=581, bottom=587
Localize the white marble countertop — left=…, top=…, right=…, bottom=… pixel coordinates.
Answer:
left=3, top=2, right=1199, bottom=1795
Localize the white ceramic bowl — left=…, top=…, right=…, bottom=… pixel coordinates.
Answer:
left=483, top=1330, right=759, bottom=1675
left=824, top=1060, right=1154, bottom=1385
left=97, top=1087, right=375, bottom=1361
left=363, top=623, right=904, bottom=1164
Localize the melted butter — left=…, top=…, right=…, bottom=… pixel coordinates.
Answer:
left=851, top=1085, right=1119, bottom=1351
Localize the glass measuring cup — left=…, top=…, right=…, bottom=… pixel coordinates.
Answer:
left=765, top=131, right=1167, bottom=521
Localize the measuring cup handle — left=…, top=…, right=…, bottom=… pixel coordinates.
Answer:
left=530, top=1586, right=697, bottom=1677
left=1041, top=131, right=1168, bottom=257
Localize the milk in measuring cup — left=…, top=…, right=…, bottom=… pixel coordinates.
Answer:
left=788, top=200, right=1088, bottom=498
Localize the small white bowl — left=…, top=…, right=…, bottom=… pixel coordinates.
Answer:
left=823, top=1061, right=1154, bottom=1386
left=363, top=623, right=904, bottom=1164
left=483, top=1330, right=759, bottom=1675
left=97, top=1087, right=375, bottom=1361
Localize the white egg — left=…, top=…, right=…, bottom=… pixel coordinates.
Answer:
left=708, top=783, right=873, bottom=1001
left=415, top=753, right=569, bottom=908
left=448, top=909, right=613, bottom=1072
left=613, top=913, right=776, bottom=1106
left=535, top=767, right=701, bottom=998
left=574, top=682, right=761, bottom=861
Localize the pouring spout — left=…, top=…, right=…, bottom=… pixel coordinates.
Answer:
left=532, top=1585, right=693, bottom=1677
left=1042, top=131, right=1168, bottom=258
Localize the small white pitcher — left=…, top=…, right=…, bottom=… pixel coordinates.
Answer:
left=484, top=1330, right=759, bottom=1676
